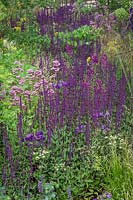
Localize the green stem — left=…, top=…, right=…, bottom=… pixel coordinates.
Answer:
left=117, top=52, right=132, bottom=98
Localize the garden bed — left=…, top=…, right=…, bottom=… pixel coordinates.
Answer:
left=0, top=0, right=133, bottom=200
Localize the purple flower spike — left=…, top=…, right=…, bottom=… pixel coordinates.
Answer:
left=91, top=55, right=98, bottom=64
left=100, top=54, right=108, bottom=67
left=65, top=44, right=73, bottom=55
left=24, top=134, right=34, bottom=141
left=106, top=193, right=111, bottom=198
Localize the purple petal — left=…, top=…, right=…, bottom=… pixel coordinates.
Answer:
left=35, top=131, right=43, bottom=137
left=25, top=134, right=34, bottom=141
left=106, top=193, right=111, bottom=198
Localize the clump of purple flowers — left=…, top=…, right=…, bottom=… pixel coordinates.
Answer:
left=106, top=193, right=112, bottom=199
left=24, top=133, right=34, bottom=142
left=23, top=131, right=44, bottom=142
left=74, top=124, right=86, bottom=134
left=35, top=131, right=45, bottom=141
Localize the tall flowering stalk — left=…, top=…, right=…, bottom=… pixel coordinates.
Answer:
left=17, top=96, right=23, bottom=146
left=3, top=126, right=16, bottom=183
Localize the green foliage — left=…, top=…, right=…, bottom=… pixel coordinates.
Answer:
left=0, top=1, right=7, bottom=21
left=79, top=6, right=92, bottom=14
left=0, top=45, right=25, bottom=83
left=0, top=0, right=10, bottom=7
left=104, top=140, right=133, bottom=200
left=3, top=26, right=51, bottom=56
left=98, top=0, right=130, bottom=11
left=32, top=127, right=105, bottom=200
left=55, top=25, right=101, bottom=49
left=100, top=31, right=133, bottom=98
left=0, top=186, right=11, bottom=200
left=31, top=0, right=57, bottom=9
left=0, top=47, right=29, bottom=144
left=72, top=0, right=93, bottom=15
left=113, top=8, right=129, bottom=21
left=0, top=0, right=59, bottom=10
left=40, top=182, right=57, bottom=200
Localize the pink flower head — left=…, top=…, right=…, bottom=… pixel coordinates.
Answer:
left=40, top=79, right=48, bottom=85
left=23, top=90, right=30, bottom=96
left=34, top=82, right=41, bottom=89
left=14, top=96, right=20, bottom=101
left=53, top=60, right=60, bottom=67
left=47, top=88, right=55, bottom=96
left=27, top=69, right=34, bottom=75
left=11, top=86, right=18, bottom=90
left=31, top=91, right=37, bottom=96
left=27, top=69, right=33, bottom=73
left=89, top=21, right=96, bottom=28
left=18, top=68, right=24, bottom=72
left=35, top=70, right=42, bottom=77
left=9, top=90, right=16, bottom=96
left=13, top=67, right=24, bottom=74
left=16, top=76, right=20, bottom=79
left=51, top=67, right=60, bottom=72
left=19, top=78, right=25, bottom=85
left=11, top=86, right=23, bottom=93
left=12, top=68, right=18, bottom=74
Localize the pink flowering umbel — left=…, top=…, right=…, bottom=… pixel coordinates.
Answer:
left=9, top=60, right=57, bottom=108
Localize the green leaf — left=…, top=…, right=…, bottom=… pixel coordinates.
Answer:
left=74, top=41, right=77, bottom=47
